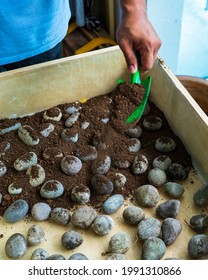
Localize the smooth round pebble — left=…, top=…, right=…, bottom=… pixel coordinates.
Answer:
left=143, top=115, right=163, bottom=131
left=64, top=104, right=82, bottom=114
left=102, top=194, right=124, bottom=214
left=190, top=214, right=208, bottom=233
left=8, top=183, right=23, bottom=195
left=125, top=125, right=142, bottom=138
left=27, top=224, right=45, bottom=246
left=0, top=160, right=7, bottom=176
left=76, top=145, right=97, bottom=161
left=0, top=140, right=11, bottom=156
left=132, top=154, right=148, bottom=175
left=113, top=158, right=130, bottom=169
left=71, top=184, right=90, bottom=204
left=135, top=184, right=160, bottom=207
left=31, top=248, right=49, bottom=260
left=61, top=155, right=82, bottom=175
left=108, top=231, right=132, bottom=254
left=155, top=136, right=176, bottom=152
left=68, top=253, right=89, bottom=260
left=113, top=172, right=126, bottom=191
left=107, top=253, right=127, bottom=260
left=161, top=218, right=182, bottom=245
left=91, top=174, right=114, bottom=195
left=39, top=123, right=55, bottom=137
left=26, top=164, right=46, bottom=187
left=61, top=128, right=78, bottom=143
left=47, top=254, right=66, bottom=260
left=91, top=154, right=111, bottom=174
left=3, top=199, right=29, bottom=223
left=152, top=155, right=172, bottom=171
left=141, top=237, right=166, bottom=260
left=164, top=182, right=185, bottom=198
left=92, top=215, right=114, bottom=236
left=188, top=234, right=208, bottom=259
left=0, top=122, right=21, bottom=135
left=40, top=180, right=64, bottom=199
left=123, top=206, right=145, bottom=225
left=18, top=125, right=39, bottom=146
left=31, top=202, right=51, bottom=221
left=71, top=206, right=97, bottom=228
left=81, top=121, right=89, bottom=129
left=43, top=107, right=62, bottom=121
left=148, top=168, right=167, bottom=187
left=167, top=163, right=188, bottom=180
left=5, top=233, right=27, bottom=259
left=137, top=217, right=161, bottom=240
left=50, top=207, right=71, bottom=225
left=126, top=138, right=141, bottom=152
left=156, top=199, right=180, bottom=219
left=193, top=184, right=208, bottom=207
left=13, top=151, right=38, bottom=171
left=65, top=112, right=80, bottom=127
left=61, top=230, right=83, bottom=250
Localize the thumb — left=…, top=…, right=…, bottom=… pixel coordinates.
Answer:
left=120, top=43, right=138, bottom=74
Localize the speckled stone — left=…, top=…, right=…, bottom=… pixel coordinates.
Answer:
left=148, top=168, right=167, bottom=187
left=188, top=234, right=208, bottom=259
left=18, top=125, right=40, bottom=146
left=71, top=184, right=90, bottom=204
left=137, top=217, right=161, bottom=240
left=61, top=128, right=78, bottom=143
left=123, top=206, right=145, bottom=225
left=5, top=233, right=27, bottom=259
left=0, top=140, right=11, bottom=156
left=189, top=214, right=208, bottom=233
left=164, top=182, right=185, bottom=198
left=155, top=136, right=176, bottom=153
left=68, top=253, right=89, bottom=260
left=92, top=215, right=114, bottom=236
left=71, top=206, right=97, bottom=229
left=31, top=248, right=49, bottom=260
left=156, top=199, right=180, bottom=219
left=0, top=122, right=21, bottom=135
left=26, top=164, right=46, bottom=187
left=193, top=184, right=208, bottom=207
left=143, top=116, right=163, bottom=131
left=13, top=151, right=38, bottom=171
left=166, top=163, right=188, bottom=180
left=107, top=253, right=127, bottom=260
left=40, top=180, right=64, bottom=199
left=152, top=155, right=172, bottom=171
left=81, top=121, right=90, bottom=129
left=47, top=254, right=66, bottom=260
left=126, top=138, right=141, bottom=152
left=61, top=230, right=83, bottom=250
left=132, top=154, right=148, bottom=174
left=64, top=104, right=82, bottom=114
left=43, top=107, right=62, bottom=121
left=61, top=155, right=82, bottom=175
left=125, top=125, right=142, bottom=138
left=113, top=172, right=126, bottom=191
left=27, top=224, right=45, bottom=246
left=141, top=237, right=166, bottom=260
left=91, top=154, right=111, bottom=174
left=3, top=199, right=29, bottom=223
left=102, top=194, right=124, bottom=214
left=39, top=123, right=55, bottom=137
left=50, top=207, right=71, bottom=225
left=91, top=174, right=114, bottom=195
left=65, top=112, right=80, bottom=127
left=75, top=145, right=97, bottom=161
left=8, top=183, right=23, bottom=195
left=0, top=160, right=7, bottom=176
left=161, top=218, right=182, bottom=245
left=108, top=231, right=132, bottom=254
left=135, top=184, right=160, bottom=207
left=31, top=202, right=51, bottom=221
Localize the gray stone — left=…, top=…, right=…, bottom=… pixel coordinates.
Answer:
left=152, top=155, right=172, bottom=171
left=8, top=183, right=23, bottom=195
left=0, top=160, right=7, bottom=176
left=0, top=122, right=21, bottom=135
left=193, top=184, right=208, bottom=207
left=3, top=199, right=29, bottom=223
left=61, top=230, right=83, bottom=250
left=31, top=202, right=51, bottom=221
left=189, top=214, right=208, bottom=233
left=26, top=164, right=46, bottom=187
left=27, top=224, right=45, bottom=246
left=43, top=107, right=62, bottom=121
left=50, top=207, right=71, bottom=225
left=65, top=112, right=80, bottom=127
left=75, top=145, right=97, bottom=161
left=148, top=168, right=167, bottom=187
left=71, top=184, right=90, bottom=204
left=161, top=218, right=182, bottom=245
left=18, top=125, right=39, bottom=146
left=164, top=182, right=185, bottom=198
left=132, top=154, right=148, bottom=174
left=31, top=248, right=49, bottom=260
left=155, top=136, right=176, bottom=153
left=126, top=138, right=141, bottom=152
left=91, top=174, right=114, bottom=195
left=39, top=123, right=55, bottom=137
left=107, top=253, right=127, bottom=260
left=61, top=155, right=82, bottom=175
left=13, top=151, right=38, bottom=171
left=167, top=163, right=188, bottom=180
left=156, top=199, right=180, bottom=219
left=47, top=254, right=66, bottom=260
left=109, top=231, right=132, bottom=254
left=113, top=173, right=126, bottom=191
left=125, top=125, right=142, bottom=138
left=141, top=237, right=166, bottom=260
left=71, top=206, right=97, bottom=228
left=91, top=154, right=111, bottom=174
left=5, top=233, right=27, bottom=259
left=123, top=206, right=145, bottom=225
left=137, top=217, right=161, bottom=240
left=102, top=194, right=124, bottom=214
left=92, top=215, right=114, bottom=236
left=143, top=116, right=163, bottom=131
left=135, top=184, right=160, bottom=207
left=40, top=180, right=64, bottom=199
left=68, top=253, right=89, bottom=260
left=188, top=234, right=208, bottom=259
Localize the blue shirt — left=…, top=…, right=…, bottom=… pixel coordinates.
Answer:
left=0, top=1, right=71, bottom=65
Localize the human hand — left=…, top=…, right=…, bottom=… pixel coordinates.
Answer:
left=116, top=2, right=162, bottom=74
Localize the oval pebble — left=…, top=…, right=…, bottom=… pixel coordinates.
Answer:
left=123, top=206, right=145, bottom=225
left=148, top=168, right=167, bottom=187
left=91, top=174, right=114, bottom=195
left=81, top=121, right=90, bottom=129
left=113, top=158, right=130, bottom=169
left=64, top=104, right=82, bottom=114
left=102, top=194, right=124, bottom=214
left=107, top=253, right=127, bottom=260
left=13, top=151, right=38, bottom=171
left=43, top=107, right=62, bottom=121
left=27, top=224, right=45, bottom=246
left=190, top=214, right=208, bottom=233
left=143, top=115, right=163, bottom=131
left=137, top=217, right=161, bottom=241
left=108, top=231, right=132, bottom=254
left=65, top=112, right=80, bottom=127
left=61, top=155, right=82, bottom=175
left=0, top=141, right=11, bottom=156
left=61, top=128, right=78, bottom=143
left=8, top=183, right=23, bottom=195
left=92, top=215, right=114, bottom=236
left=188, top=234, right=208, bottom=259
left=50, top=207, right=71, bottom=225
left=5, top=233, right=27, bottom=259
left=155, top=136, right=176, bottom=152
left=18, top=125, right=39, bottom=146
left=0, top=122, right=21, bottom=135
left=31, top=202, right=51, bottom=221
left=40, top=180, right=64, bottom=199
left=31, top=248, right=49, bottom=260
left=135, top=184, right=160, bottom=207
left=164, top=182, right=185, bottom=198
left=71, top=206, right=97, bottom=229
left=68, top=253, right=89, bottom=260
left=141, top=237, right=166, bottom=260
left=167, top=163, right=188, bottom=180
left=70, top=184, right=90, bottom=204
left=161, top=218, right=182, bottom=245
left=47, top=254, right=66, bottom=260
left=0, top=160, right=7, bottom=176
left=193, top=184, right=208, bottom=207
left=39, top=123, right=55, bottom=138
left=91, top=154, right=111, bottom=174
left=113, top=172, right=126, bottom=191
left=76, top=145, right=97, bottom=161
left=156, top=199, right=180, bottom=219
left=125, top=125, right=142, bottom=138
left=126, top=138, right=141, bottom=152
left=3, top=199, right=29, bottom=223
left=61, top=230, right=83, bottom=250
left=152, top=155, right=172, bottom=171
left=26, top=164, right=46, bottom=187
left=132, top=154, right=148, bottom=175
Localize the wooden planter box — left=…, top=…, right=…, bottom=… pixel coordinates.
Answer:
left=0, top=46, right=207, bottom=260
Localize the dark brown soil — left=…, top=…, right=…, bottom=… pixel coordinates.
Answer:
left=0, top=82, right=192, bottom=216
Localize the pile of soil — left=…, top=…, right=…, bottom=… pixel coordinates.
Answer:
left=0, top=82, right=192, bottom=216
